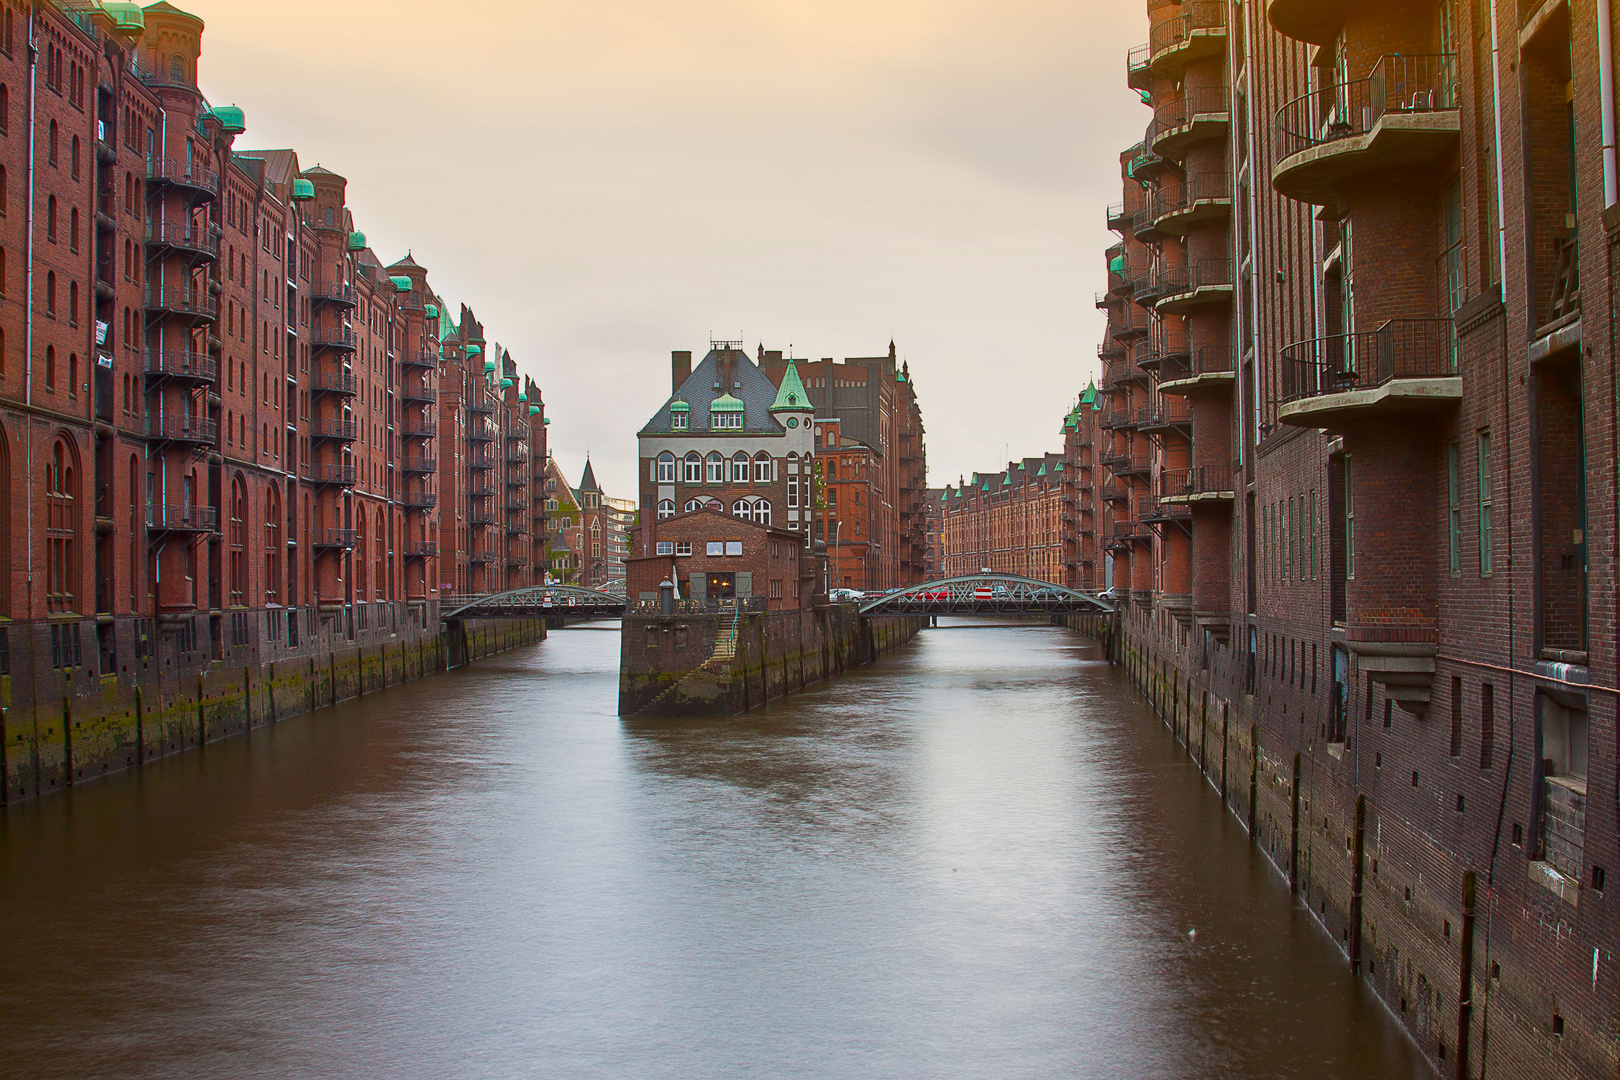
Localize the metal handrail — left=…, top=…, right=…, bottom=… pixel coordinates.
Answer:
left=1279, top=317, right=1456, bottom=405
left=1159, top=345, right=1234, bottom=383
left=1160, top=462, right=1234, bottom=497
left=1275, top=53, right=1459, bottom=159
left=143, top=349, right=217, bottom=381
left=1153, top=85, right=1229, bottom=133
left=145, top=222, right=219, bottom=256
left=1149, top=0, right=1226, bottom=56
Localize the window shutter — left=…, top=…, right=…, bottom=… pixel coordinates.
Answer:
left=688, top=573, right=706, bottom=601
left=736, top=572, right=752, bottom=597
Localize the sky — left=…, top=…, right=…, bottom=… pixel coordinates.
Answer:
left=186, top=0, right=1148, bottom=496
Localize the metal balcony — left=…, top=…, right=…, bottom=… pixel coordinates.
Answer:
left=401, top=492, right=438, bottom=510
left=1159, top=346, right=1237, bottom=395
left=1152, top=171, right=1233, bottom=236
left=310, top=371, right=358, bottom=397
left=1159, top=463, right=1236, bottom=504
left=144, top=349, right=217, bottom=384
left=1154, top=258, right=1234, bottom=315
left=145, top=222, right=219, bottom=261
left=1148, top=1, right=1227, bottom=77
left=309, top=419, right=358, bottom=442
left=402, top=384, right=437, bottom=404
left=401, top=456, right=437, bottom=474
left=402, top=348, right=438, bottom=369
left=145, top=285, right=218, bottom=323
left=402, top=541, right=437, bottom=560
left=148, top=415, right=217, bottom=447
left=311, top=283, right=357, bottom=308
left=400, top=421, right=436, bottom=439
left=147, top=504, right=217, bottom=533
left=303, top=463, right=357, bottom=487
left=1273, top=54, right=1460, bottom=207
left=310, top=326, right=358, bottom=351
left=313, top=528, right=358, bottom=550
left=146, top=156, right=220, bottom=198
left=1278, top=317, right=1460, bottom=429
left=1151, top=86, right=1229, bottom=162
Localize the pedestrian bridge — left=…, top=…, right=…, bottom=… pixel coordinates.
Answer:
left=442, top=585, right=627, bottom=620
left=857, top=575, right=1113, bottom=615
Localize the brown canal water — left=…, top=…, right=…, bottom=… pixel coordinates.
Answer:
left=0, top=620, right=1429, bottom=1079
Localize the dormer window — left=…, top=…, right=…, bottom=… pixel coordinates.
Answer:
left=672, top=413, right=688, bottom=430
left=710, top=393, right=744, bottom=430
left=670, top=398, right=690, bottom=430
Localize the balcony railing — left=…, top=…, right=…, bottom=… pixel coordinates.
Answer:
left=1153, top=85, right=1229, bottom=135
left=402, top=541, right=438, bottom=559
left=146, top=156, right=220, bottom=195
left=401, top=421, right=437, bottom=439
left=145, top=222, right=219, bottom=259
left=310, top=326, right=358, bottom=350
left=145, top=285, right=218, bottom=321
left=1153, top=171, right=1232, bottom=226
left=401, top=456, right=437, bottom=473
left=1149, top=1, right=1227, bottom=57
left=1137, top=399, right=1193, bottom=430
left=148, top=415, right=217, bottom=445
left=403, top=348, right=439, bottom=368
left=314, top=529, right=358, bottom=550
left=1155, top=257, right=1234, bottom=305
left=1159, top=345, right=1235, bottom=383
left=401, top=492, right=438, bottom=509
left=310, top=371, right=358, bottom=396
left=1275, top=54, right=1459, bottom=159
left=402, top=384, right=437, bottom=404
left=309, top=419, right=359, bottom=441
left=1127, top=43, right=1152, bottom=87
left=144, top=349, right=217, bottom=383
left=312, top=283, right=357, bottom=307
left=1278, top=318, right=1456, bottom=405
left=303, top=463, right=357, bottom=486
left=147, top=504, right=217, bottom=532
left=1160, top=463, right=1235, bottom=498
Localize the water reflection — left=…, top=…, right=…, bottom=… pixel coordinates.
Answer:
left=0, top=619, right=1427, bottom=1079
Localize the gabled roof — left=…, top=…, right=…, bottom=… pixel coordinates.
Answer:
left=640, top=348, right=786, bottom=436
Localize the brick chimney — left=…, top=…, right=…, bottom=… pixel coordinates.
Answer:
left=672, top=350, right=691, bottom=393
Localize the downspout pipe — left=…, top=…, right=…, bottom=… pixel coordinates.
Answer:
left=24, top=4, right=37, bottom=616
left=1600, top=0, right=1618, bottom=207
left=1489, top=0, right=1510, bottom=286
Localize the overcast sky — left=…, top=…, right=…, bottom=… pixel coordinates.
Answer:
left=190, top=0, right=1147, bottom=496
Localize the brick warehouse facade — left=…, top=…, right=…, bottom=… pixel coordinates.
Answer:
left=0, top=2, right=552, bottom=804
left=938, top=451, right=1069, bottom=584
left=1070, top=1, right=1620, bottom=1076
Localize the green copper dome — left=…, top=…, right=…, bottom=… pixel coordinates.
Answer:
left=710, top=393, right=745, bottom=412
left=346, top=231, right=365, bottom=251
left=291, top=178, right=315, bottom=201
left=669, top=398, right=690, bottom=413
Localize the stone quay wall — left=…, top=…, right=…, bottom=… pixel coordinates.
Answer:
left=2, top=611, right=544, bottom=805
left=620, top=604, right=924, bottom=717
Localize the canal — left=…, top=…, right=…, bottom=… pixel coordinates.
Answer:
left=0, top=620, right=1428, bottom=1079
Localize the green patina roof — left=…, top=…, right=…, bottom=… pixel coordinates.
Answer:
left=291, top=178, right=315, bottom=201
left=1037, top=464, right=1046, bottom=477
left=103, top=3, right=144, bottom=31
left=770, top=359, right=810, bottom=411
left=390, top=275, right=412, bottom=293
left=1080, top=381, right=1097, bottom=405
left=466, top=344, right=482, bottom=358
left=529, top=405, right=541, bottom=415
left=669, top=398, right=690, bottom=413
left=710, top=393, right=745, bottom=412
left=212, top=105, right=246, bottom=135
left=346, top=231, right=366, bottom=251
left=425, top=303, right=439, bottom=318
left=1108, top=254, right=1126, bottom=275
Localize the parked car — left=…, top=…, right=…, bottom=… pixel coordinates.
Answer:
left=830, top=588, right=865, bottom=603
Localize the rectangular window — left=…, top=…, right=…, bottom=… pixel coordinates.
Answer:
left=656, top=541, right=674, bottom=555
left=1477, top=431, right=1492, bottom=576
left=725, top=541, right=742, bottom=556
left=1447, top=442, right=1461, bottom=576
left=706, top=541, right=724, bottom=556
left=675, top=541, right=692, bottom=556
left=1310, top=490, right=1319, bottom=578
left=1344, top=455, right=1355, bottom=578
left=1450, top=676, right=1463, bottom=756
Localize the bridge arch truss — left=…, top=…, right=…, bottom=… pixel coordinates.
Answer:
left=857, top=574, right=1114, bottom=616
left=442, top=585, right=627, bottom=620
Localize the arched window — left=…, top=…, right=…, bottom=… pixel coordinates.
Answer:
left=656, top=451, right=675, bottom=484
left=265, top=484, right=281, bottom=605
left=324, top=205, right=334, bottom=227
left=169, top=55, right=183, bottom=83
left=704, top=451, right=724, bottom=484
left=682, top=452, right=701, bottom=484
left=67, top=354, right=76, bottom=397
left=47, top=119, right=57, bottom=166
left=731, top=452, right=749, bottom=483
left=375, top=509, right=386, bottom=601
left=732, top=499, right=752, bottom=518
left=46, top=195, right=55, bottom=240
left=68, top=206, right=78, bottom=252
left=2, top=164, right=9, bottom=216
left=45, top=270, right=55, bottom=315
left=355, top=513, right=367, bottom=597
left=45, top=437, right=76, bottom=612
left=70, top=135, right=79, bottom=179
left=656, top=499, right=674, bottom=520
left=44, top=345, right=55, bottom=389
left=68, top=281, right=77, bottom=324
left=228, top=476, right=247, bottom=606
left=0, top=85, right=8, bottom=135
left=753, top=501, right=772, bottom=526
left=754, top=452, right=771, bottom=482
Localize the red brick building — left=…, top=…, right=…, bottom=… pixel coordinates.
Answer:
left=939, top=452, right=1068, bottom=582
left=760, top=342, right=929, bottom=590
left=1075, top=2, right=1619, bottom=1075
left=626, top=507, right=814, bottom=613
left=0, top=1, right=549, bottom=798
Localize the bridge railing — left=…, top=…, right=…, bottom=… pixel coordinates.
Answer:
left=628, top=597, right=768, bottom=616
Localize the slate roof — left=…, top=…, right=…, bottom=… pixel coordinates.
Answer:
left=640, top=348, right=786, bottom=436
left=578, top=458, right=600, bottom=493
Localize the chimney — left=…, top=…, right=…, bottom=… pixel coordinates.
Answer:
left=672, top=350, right=692, bottom=393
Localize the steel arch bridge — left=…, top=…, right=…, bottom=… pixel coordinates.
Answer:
left=442, top=585, right=627, bottom=620
left=856, top=574, right=1114, bottom=616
